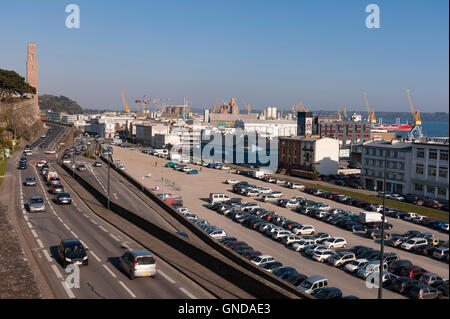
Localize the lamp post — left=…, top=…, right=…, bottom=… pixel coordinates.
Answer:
left=378, top=150, right=387, bottom=299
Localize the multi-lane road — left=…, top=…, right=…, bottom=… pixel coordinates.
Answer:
left=12, top=125, right=213, bottom=299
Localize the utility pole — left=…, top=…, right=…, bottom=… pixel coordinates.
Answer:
left=107, top=142, right=112, bottom=211
left=378, top=150, right=387, bottom=299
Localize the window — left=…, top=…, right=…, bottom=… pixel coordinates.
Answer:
left=428, top=165, right=437, bottom=177
left=417, top=148, right=425, bottom=158
left=438, top=187, right=447, bottom=196
left=416, top=164, right=424, bottom=175
left=427, top=185, right=435, bottom=194
left=439, top=167, right=448, bottom=178
left=429, top=149, right=438, bottom=160
left=441, top=151, right=449, bottom=161
left=415, top=184, right=423, bottom=192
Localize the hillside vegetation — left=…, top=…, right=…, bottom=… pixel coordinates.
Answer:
left=39, top=94, right=83, bottom=114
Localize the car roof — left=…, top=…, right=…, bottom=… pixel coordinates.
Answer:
left=62, top=239, right=82, bottom=246
left=129, top=250, right=152, bottom=257
left=306, top=275, right=327, bottom=282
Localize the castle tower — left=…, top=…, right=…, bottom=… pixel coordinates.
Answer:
left=26, top=42, right=39, bottom=115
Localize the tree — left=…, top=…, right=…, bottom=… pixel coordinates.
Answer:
left=0, top=69, right=36, bottom=100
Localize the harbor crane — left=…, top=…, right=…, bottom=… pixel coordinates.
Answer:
left=363, top=92, right=376, bottom=124
left=337, top=106, right=342, bottom=121
left=121, top=88, right=130, bottom=115
left=406, top=89, right=423, bottom=139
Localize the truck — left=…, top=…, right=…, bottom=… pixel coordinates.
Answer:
left=250, top=170, right=267, bottom=179
left=153, top=149, right=168, bottom=155
left=359, top=211, right=386, bottom=224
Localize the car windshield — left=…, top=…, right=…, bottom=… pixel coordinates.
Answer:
left=64, top=243, right=84, bottom=253
left=301, top=280, right=313, bottom=289
left=137, top=256, right=155, bottom=265
left=31, top=198, right=43, bottom=204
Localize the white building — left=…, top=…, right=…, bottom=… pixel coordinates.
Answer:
left=410, top=137, right=449, bottom=200
left=135, top=124, right=169, bottom=147
left=279, top=137, right=340, bottom=177
left=235, top=119, right=297, bottom=137
left=361, top=140, right=412, bottom=194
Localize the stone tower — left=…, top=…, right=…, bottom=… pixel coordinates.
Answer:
left=26, top=42, right=39, bottom=116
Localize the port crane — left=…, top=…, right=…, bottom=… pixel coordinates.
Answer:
left=363, top=92, right=376, bottom=124
left=405, top=89, right=423, bottom=139
left=337, top=107, right=342, bottom=121
left=343, top=105, right=348, bottom=120
left=121, top=88, right=130, bottom=115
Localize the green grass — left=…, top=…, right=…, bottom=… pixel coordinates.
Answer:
left=276, top=175, right=448, bottom=221
left=0, top=146, right=21, bottom=187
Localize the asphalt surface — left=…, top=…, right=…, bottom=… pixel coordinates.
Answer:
left=110, top=145, right=449, bottom=299
left=14, top=125, right=213, bottom=299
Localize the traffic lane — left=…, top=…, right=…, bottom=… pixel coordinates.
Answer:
left=55, top=165, right=210, bottom=299
left=24, top=163, right=139, bottom=299
left=74, top=159, right=179, bottom=233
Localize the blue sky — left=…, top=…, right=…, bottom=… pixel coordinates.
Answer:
left=0, top=0, right=448, bottom=112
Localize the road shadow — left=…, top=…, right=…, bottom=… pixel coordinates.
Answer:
left=49, top=245, right=63, bottom=266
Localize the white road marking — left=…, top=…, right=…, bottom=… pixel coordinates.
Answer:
left=158, top=270, right=176, bottom=284
left=179, top=287, right=197, bottom=299
left=36, top=239, right=44, bottom=249
left=42, top=249, right=52, bottom=262
left=90, top=219, right=98, bottom=225
left=118, top=281, right=136, bottom=298
left=109, top=233, right=120, bottom=242
left=79, top=240, right=89, bottom=249
left=89, top=250, right=101, bottom=263
left=57, top=217, right=63, bottom=223
left=26, top=221, right=33, bottom=229
left=99, top=225, right=108, bottom=232
left=31, top=229, right=38, bottom=238
left=23, top=215, right=29, bottom=221
left=102, top=265, right=117, bottom=278
left=82, top=213, right=89, bottom=218
left=52, top=265, right=63, bottom=279
left=62, top=281, right=76, bottom=299
left=70, top=231, right=78, bottom=238
left=63, top=223, right=71, bottom=231
left=113, top=193, right=118, bottom=200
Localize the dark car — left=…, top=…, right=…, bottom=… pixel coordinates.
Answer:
left=435, top=281, right=449, bottom=297
left=388, top=259, right=413, bottom=275
left=399, top=265, right=428, bottom=279
left=311, top=287, right=343, bottom=299
left=18, top=162, right=27, bottom=170
left=233, top=246, right=254, bottom=255
left=57, top=239, right=88, bottom=268
left=219, top=236, right=237, bottom=244
left=414, top=244, right=437, bottom=257
left=242, top=251, right=262, bottom=260
left=407, top=283, right=442, bottom=299
left=56, top=192, right=72, bottom=205
left=285, top=272, right=308, bottom=286
left=272, top=267, right=298, bottom=280
left=365, top=229, right=390, bottom=240
left=404, top=194, right=419, bottom=204
left=391, top=277, right=418, bottom=294
left=260, top=261, right=283, bottom=272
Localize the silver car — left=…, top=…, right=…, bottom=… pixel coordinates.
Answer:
left=29, top=196, right=46, bottom=212
left=120, top=250, right=157, bottom=279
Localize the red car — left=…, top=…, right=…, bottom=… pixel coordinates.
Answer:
left=50, top=184, right=65, bottom=194
left=225, top=241, right=248, bottom=250
left=399, top=265, right=428, bottom=279
left=242, top=251, right=262, bottom=260
left=422, top=200, right=440, bottom=209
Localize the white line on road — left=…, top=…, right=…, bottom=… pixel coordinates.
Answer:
left=109, top=233, right=120, bottom=242
left=90, top=219, right=98, bottom=225
left=99, top=225, right=108, bottom=232
left=42, top=249, right=52, bottom=262
left=118, top=281, right=136, bottom=298
left=158, top=271, right=176, bottom=284
left=62, top=281, right=76, bottom=299
left=179, top=287, right=197, bottom=299
left=79, top=240, right=89, bottom=249
left=89, top=250, right=101, bottom=263
left=63, top=223, right=71, bottom=231
left=113, top=193, right=118, bottom=200
left=36, top=239, right=44, bottom=249
left=26, top=221, right=33, bottom=229
left=23, top=215, right=29, bottom=221
left=31, top=229, right=38, bottom=238
left=102, top=265, right=117, bottom=278
left=52, top=265, right=63, bottom=279
left=82, top=213, right=89, bottom=218
left=70, top=231, right=78, bottom=238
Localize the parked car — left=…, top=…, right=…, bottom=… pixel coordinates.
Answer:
left=401, top=238, right=429, bottom=251
left=325, top=251, right=356, bottom=267
left=251, top=255, right=274, bottom=266
left=407, top=283, right=442, bottom=299
left=323, top=237, right=347, bottom=249
left=311, top=287, right=342, bottom=299
left=344, top=259, right=369, bottom=273
left=297, top=276, right=328, bottom=294
left=391, top=277, right=418, bottom=294
left=388, top=259, right=413, bottom=275
left=259, top=261, right=284, bottom=273
left=399, top=265, right=428, bottom=280
left=365, top=229, right=390, bottom=240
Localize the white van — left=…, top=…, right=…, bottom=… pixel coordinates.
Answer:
left=297, top=276, right=328, bottom=294
left=209, top=193, right=230, bottom=204
left=357, top=261, right=388, bottom=279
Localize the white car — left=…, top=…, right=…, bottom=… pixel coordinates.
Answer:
left=442, top=224, right=449, bottom=232
left=269, top=191, right=283, bottom=198
left=250, top=255, right=274, bottom=266
left=386, top=194, right=404, bottom=201
left=44, top=150, right=56, bottom=154
left=272, top=230, right=293, bottom=241
left=282, top=235, right=302, bottom=246
left=176, top=207, right=189, bottom=214
left=243, top=190, right=260, bottom=197
left=262, top=194, right=279, bottom=202
left=289, top=239, right=316, bottom=252
left=292, top=225, right=315, bottom=236
left=209, top=229, right=226, bottom=239
left=181, top=166, right=192, bottom=172
left=288, top=183, right=304, bottom=190
left=258, top=187, right=272, bottom=194
left=344, top=259, right=369, bottom=273
left=283, top=199, right=302, bottom=208
left=312, top=250, right=335, bottom=262
left=323, top=237, right=347, bottom=249
left=221, top=166, right=230, bottom=170
left=413, top=216, right=428, bottom=224
left=400, top=237, right=428, bottom=251
left=404, top=212, right=419, bottom=221
left=226, top=179, right=239, bottom=184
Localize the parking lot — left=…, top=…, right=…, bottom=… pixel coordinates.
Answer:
left=110, top=146, right=449, bottom=299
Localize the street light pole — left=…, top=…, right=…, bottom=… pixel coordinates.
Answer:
left=378, top=150, right=387, bottom=299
